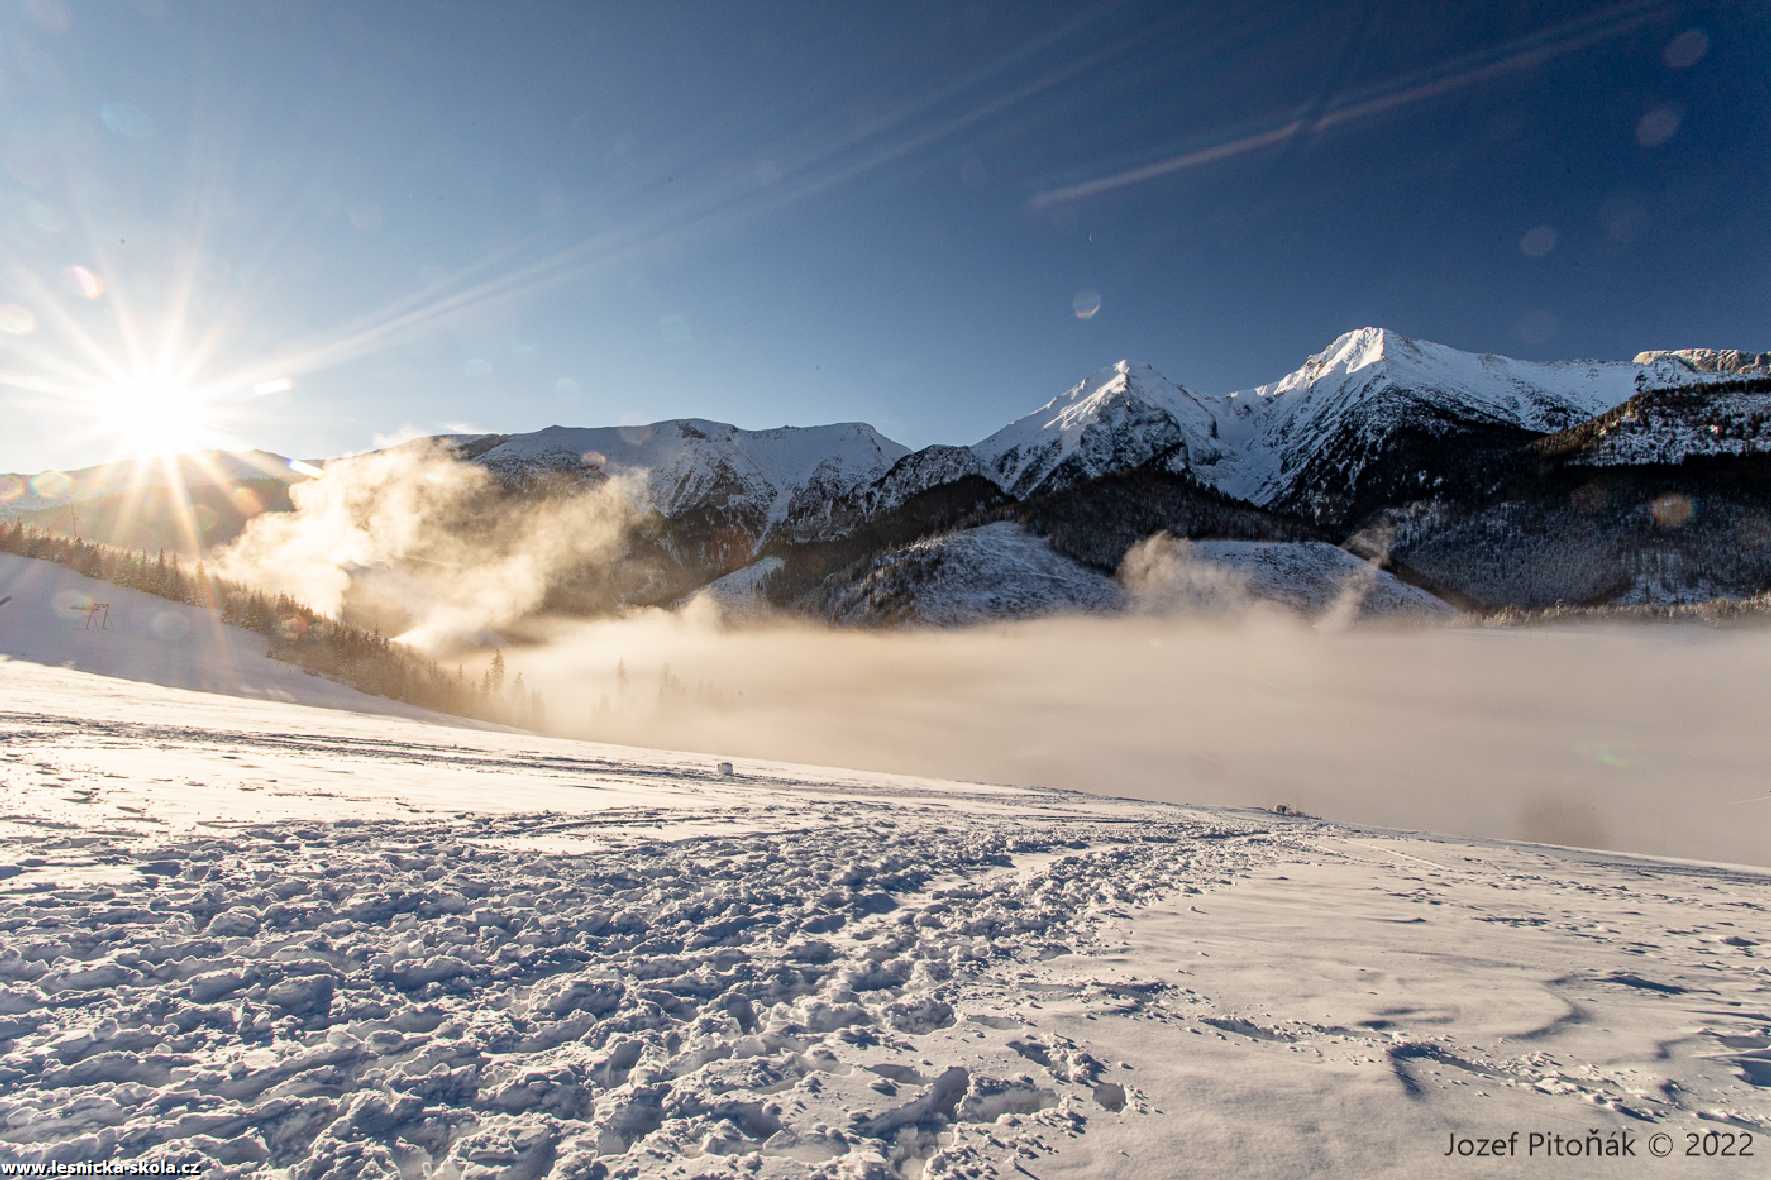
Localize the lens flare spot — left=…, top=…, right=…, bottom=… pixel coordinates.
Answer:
left=1650, top=493, right=1694, bottom=529
left=1599, top=193, right=1649, bottom=243
left=1519, top=225, right=1558, bottom=257
left=581, top=450, right=607, bottom=468
left=1663, top=28, right=1709, bottom=70
left=51, top=589, right=93, bottom=619
left=65, top=265, right=106, bottom=300
left=1516, top=309, right=1558, bottom=345
left=277, top=615, right=310, bottom=641
left=0, top=475, right=25, bottom=504
left=149, top=611, right=191, bottom=641
left=230, top=486, right=265, bottom=517
left=0, top=304, right=38, bottom=335
left=1636, top=105, right=1682, bottom=148
left=192, top=503, right=219, bottom=536
left=30, top=471, right=72, bottom=500
left=463, top=357, right=493, bottom=378
left=1072, top=289, right=1102, bottom=320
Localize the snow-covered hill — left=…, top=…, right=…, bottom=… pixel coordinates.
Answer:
left=1131, top=539, right=1452, bottom=618
left=855, top=444, right=992, bottom=517
left=1547, top=380, right=1771, bottom=467
left=818, top=522, right=1127, bottom=625
left=0, top=449, right=309, bottom=516
left=803, top=525, right=1448, bottom=626
left=0, top=552, right=459, bottom=719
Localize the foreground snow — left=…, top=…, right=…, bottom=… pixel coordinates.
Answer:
left=1, top=661, right=1766, bottom=1177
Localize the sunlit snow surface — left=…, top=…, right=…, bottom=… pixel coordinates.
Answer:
left=2, top=664, right=1768, bottom=1173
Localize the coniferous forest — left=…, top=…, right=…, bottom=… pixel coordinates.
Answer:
left=0, top=522, right=542, bottom=728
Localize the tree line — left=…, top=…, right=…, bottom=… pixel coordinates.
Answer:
left=0, top=522, right=543, bottom=728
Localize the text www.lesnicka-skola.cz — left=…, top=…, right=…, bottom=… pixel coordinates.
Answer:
left=0, top=1164, right=204, bottom=1176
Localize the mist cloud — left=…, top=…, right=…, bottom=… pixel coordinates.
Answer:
left=502, top=606, right=1771, bottom=868
left=1122, top=533, right=1257, bottom=613
left=215, top=442, right=639, bottom=651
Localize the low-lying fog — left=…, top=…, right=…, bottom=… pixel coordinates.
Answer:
left=507, top=608, right=1770, bottom=868
left=214, top=446, right=1769, bottom=867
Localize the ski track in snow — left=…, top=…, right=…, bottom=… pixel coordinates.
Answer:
left=1, top=662, right=1768, bottom=1177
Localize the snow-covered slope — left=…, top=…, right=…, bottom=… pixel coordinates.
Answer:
left=473, top=419, right=908, bottom=530
left=821, top=522, right=1126, bottom=625
left=1132, top=539, right=1451, bottom=618
left=857, top=444, right=992, bottom=516
left=971, top=361, right=1222, bottom=498
left=812, top=525, right=1447, bottom=626
left=693, top=554, right=783, bottom=615
left=1546, top=380, right=1771, bottom=467
left=0, top=552, right=457, bottom=719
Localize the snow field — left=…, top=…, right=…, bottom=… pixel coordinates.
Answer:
left=0, top=698, right=1286, bottom=1175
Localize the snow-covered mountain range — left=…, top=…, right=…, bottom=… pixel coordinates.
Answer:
left=471, top=419, right=907, bottom=525
left=391, top=327, right=1757, bottom=564
left=7, top=328, right=1766, bottom=617
left=8, top=329, right=1751, bottom=539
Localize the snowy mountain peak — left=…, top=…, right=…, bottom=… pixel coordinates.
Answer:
left=1203, top=329, right=1642, bottom=517
left=1274, top=327, right=1597, bottom=403
left=1321, top=325, right=1411, bottom=369
left=972, top=361, right=1221, bottom=497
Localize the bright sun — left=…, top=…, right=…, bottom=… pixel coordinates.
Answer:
left=92, top=376, right=220, bottom=459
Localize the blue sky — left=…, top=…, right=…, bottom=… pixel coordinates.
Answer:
left=1, top=0, right=1767, bottom=471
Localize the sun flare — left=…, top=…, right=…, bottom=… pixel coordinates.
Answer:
left=90, top=375, right=220, bottom=459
